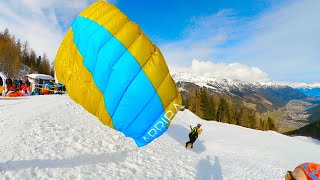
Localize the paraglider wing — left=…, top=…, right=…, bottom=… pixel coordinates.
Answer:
left=54, top=1, right=182, bottom=147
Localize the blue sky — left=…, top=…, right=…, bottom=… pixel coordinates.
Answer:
left=0, top=0, right=319, bottom=83
left=115, top=0, right=276, bottom=43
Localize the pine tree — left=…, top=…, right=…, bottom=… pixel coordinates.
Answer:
left=3, top=28, right=9, bottom=38
left=15, top=39, right=22, bottom=61
left=22, top=41, right=30, bottom=66
left=36, top=56, right=41, bottom=72
left=39, top=53, right=50, bottom=75
left=216, top=98, right=224, bottom=122
left=200, top=88, right=210, bottom=119
left=216, top=98, right=229, bottom=123
left=207, top=96, right=216, bottom=120
left=0, top=29, right=21, bottom=77
left=238, top=106, right=249, bottom=127
left=182, top=96, right=189, bottom=109
left=29, top=49, right=37, bottom=70
left=229, top=104, right=237, bottom=124
left=195, top=90, right=201, bottom=116
left=259, top=118, right=265, bottom=131
left=223, top=100, right=230, bottom=123
left=248, top=110, right=256, bottom=129
left=50, top=62, right=55, bottom=77
left=267, top=117, right=277, bottom=131
left=255, top=113, right=261, bottom=130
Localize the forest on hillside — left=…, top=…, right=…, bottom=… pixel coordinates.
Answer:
left=0, top=28, right=53, bottom=77
left=182, top=87, right=277, bottom=131
left=287, top=119, right=320, bottom=140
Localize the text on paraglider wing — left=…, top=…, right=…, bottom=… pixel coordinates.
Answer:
left=142, top=103, right=182, bottom=142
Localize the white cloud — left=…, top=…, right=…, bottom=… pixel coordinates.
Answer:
left=172, top=59, right=269, bottom=82
left=161, top=0, right=320, bottom=83
left=0, top=0, right=116, bottom=61
left=227, top=0, right=320, bottom=80
left=160, top=10, right=237, bottom=67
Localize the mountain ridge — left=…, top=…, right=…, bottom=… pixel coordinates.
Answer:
left=171, top=70, right=307, bottom=112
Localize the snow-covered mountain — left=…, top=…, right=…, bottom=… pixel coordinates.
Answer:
left=0, top=95, right=319, bottom=179
left=171, top=70, right=307, bottom=112
left=291, top=83, right=320, bottom=89
left=288, top=83, right=320, bottom=99
left=172, top=70, right=302, bottom=92
left=296, top=88, right=320, bottom=99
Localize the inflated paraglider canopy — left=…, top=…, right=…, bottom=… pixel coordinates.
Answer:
left=55, top=0, right=182, bottom=147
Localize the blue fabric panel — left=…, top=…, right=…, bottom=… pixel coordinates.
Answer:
left=103, top=51, right=141, bottom=115
left=72, top=17, right=102, bottom=59
left=93, top=37, right=126, bottom=91
left=136, top=111, right=169, bottom=147
left=72, top=17, right=93, bottom=44
left=71, top=16, right=166, bottom=147
left=123, top=94, right=163, bottom=139
left=83, top=28, right=113, bottom=72
left=111, top=70, right=158, bottom=131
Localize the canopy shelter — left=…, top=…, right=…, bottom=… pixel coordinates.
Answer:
left=26, top=74, right=54, bottom=94
left=27, top=74, right=54, bottom=82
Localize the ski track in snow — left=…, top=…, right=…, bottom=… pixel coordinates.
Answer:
left=0, top=95, right=319, bottom=180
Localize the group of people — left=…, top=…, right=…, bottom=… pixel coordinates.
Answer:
left=0, top=76, right=65, bottom=97
left=0, top=77, right=32, bottom=96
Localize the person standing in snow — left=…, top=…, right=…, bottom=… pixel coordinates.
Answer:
left=285, top=162, right=320, bottom=180
left=6, top=77, right=12, bottom=87
left=0, top=76, right=3, bottom=96
left=185, top=124, right=202, bottom=148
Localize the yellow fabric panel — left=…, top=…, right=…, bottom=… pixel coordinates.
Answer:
left=95, top=98, right=114, bottom=128
left=114, top=22, right=141, bottom=48
left=67, top=43, right=83, bottom=103
left=54, top=30, right=114, bottom=129
left=164, top=95, right=183, bottom=127
left=88, top=82, right=103, bottom=115
left=0, top=86, right=3, bottom=93
left=55, top=29, right=73, bottom=86
left=142, top=46, right=169, bottom=91
left=79, top=0, right=105, bottom=18
left=128, top=34, right=154, bottom=67
left=80, top=1, right=116, bottom=21
left=81, top=1, right=153, bottom=66
left=157, top=74, right=180, bottom=109
left=81, top=2, right=129, bottom=36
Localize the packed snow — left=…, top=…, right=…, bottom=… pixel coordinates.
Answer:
left=0, top=95, right=319, bottom=179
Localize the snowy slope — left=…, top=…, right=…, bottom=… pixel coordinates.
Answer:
left=0, top=95, right=319, bottom=180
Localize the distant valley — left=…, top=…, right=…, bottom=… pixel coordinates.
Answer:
left=172, top=70, right=320, bottom=134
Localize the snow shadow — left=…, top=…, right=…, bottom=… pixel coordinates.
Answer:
left=166, top=124, right=206, bottom=153
left=0, top=150, right=130, bottom=171
left=305, top=138, right=320, bottom=145
left=196, top=155, right=223, bottom=180
left=301, top=137, right=320, bottom=145
left=0, top=97, right=29, bottom=100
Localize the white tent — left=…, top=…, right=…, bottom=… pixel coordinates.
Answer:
left=26, top=74, right=54, bottom=92
left=27, top=74, right=54, bottom=81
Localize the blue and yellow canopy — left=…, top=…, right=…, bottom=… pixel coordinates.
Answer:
left=54, top=0, right=182, bottom=147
